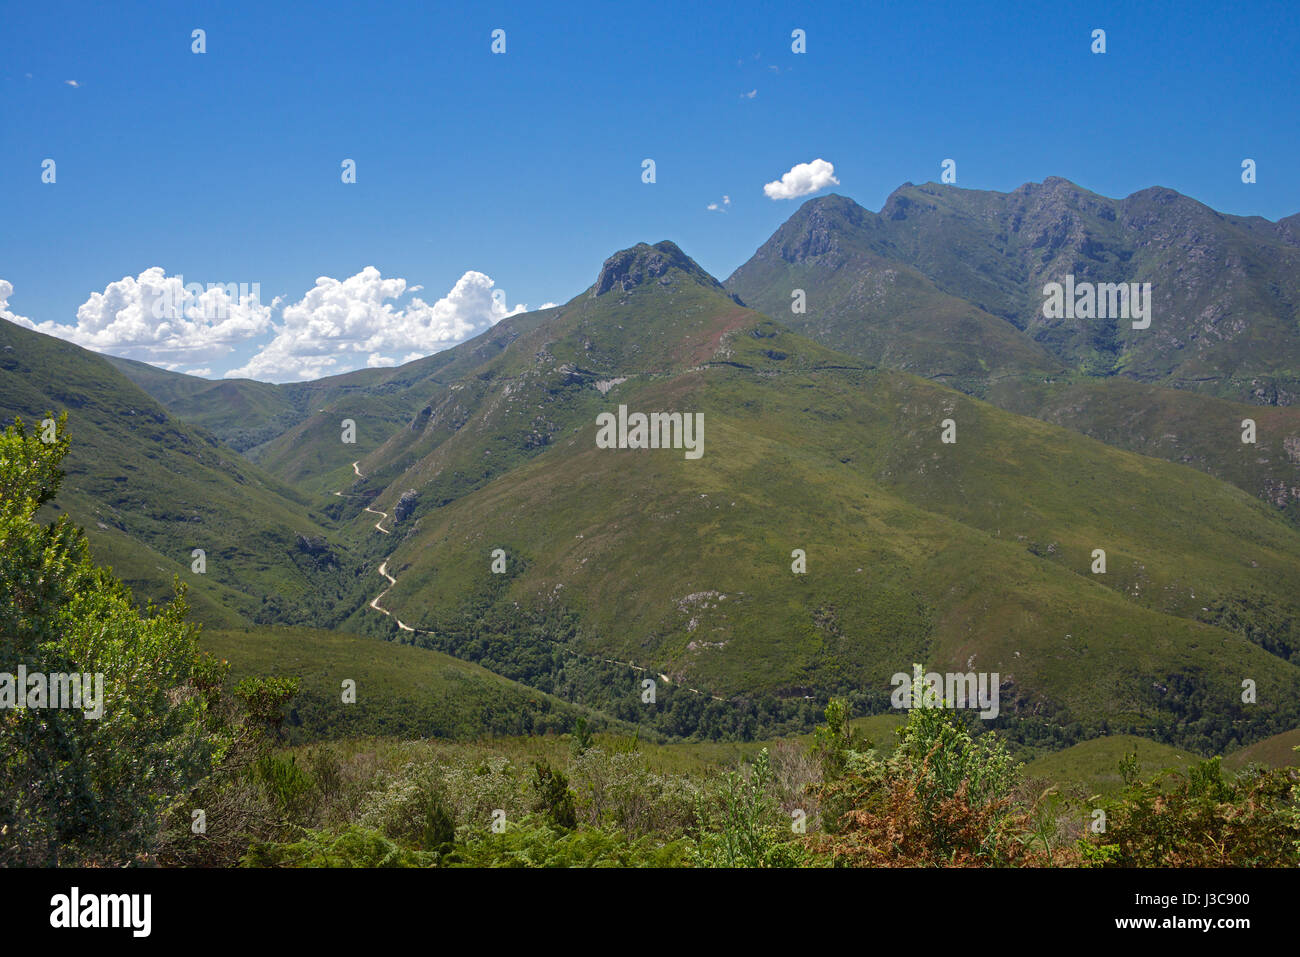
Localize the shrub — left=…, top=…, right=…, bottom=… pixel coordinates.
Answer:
left=1083, top=754, right=1300, bottom=866
left=693, top=749, right=805, bottom=868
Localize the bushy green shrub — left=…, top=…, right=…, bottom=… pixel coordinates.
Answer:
left=0, top=415, right=227, bottom=866
left=567, top=747, right=700, bottom=837
left=1082, top=754, right=1300, bottom=866
left=446, top=817, right=691, bottom=868
left=693, top=749, right=805, bottom=867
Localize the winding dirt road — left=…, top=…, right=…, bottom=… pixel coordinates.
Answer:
left=341, top=461, right=720, bottom=699
left=369, top=560, right=414, bottom=632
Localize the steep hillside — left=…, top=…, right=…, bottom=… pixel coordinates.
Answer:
left=328, top=243, right=1300, bottom=752
left=0, top=318, right=369, bottom=628
left=728, top=184, right=1300, bottom=518
left=201, top=625, right=634, bottom=744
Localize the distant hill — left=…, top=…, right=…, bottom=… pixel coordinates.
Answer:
left=1223, top=727, right=1300, bottom=771
left=0, top=318, right=370, bottom=628
left=201, top=625, right=631, bottom=744
left=1023, top=735, right=1202, bottom=794
left=728, top=182, right=1300, bottom=520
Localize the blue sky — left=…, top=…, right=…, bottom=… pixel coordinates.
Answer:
left=2, top=0, right=1298, bottom=380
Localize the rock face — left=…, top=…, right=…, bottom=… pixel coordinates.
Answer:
left=728, top=180, right=1300, bottom=405
left=410, top=405, right=432, bottom=431
left=592, top=240, right=724, bottom=297
left=393, top=490, right=419, bottom=523
left=294, top=534, right=338, bottom=568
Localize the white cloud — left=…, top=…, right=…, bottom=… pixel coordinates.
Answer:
left=706, top=195, right=732, bottom=213
left=65, top=80, right=80, bottom=87
left=763, top=158, right=840, bottom=200
left=225, top=267, right=527, bottom=382
left=742, top=89, right=757, bottom=99
left=0, top=279, right=32, bottom=325
left=8, top=268, right=533, bottom=384
left=10, top=268, right=273, bottom=365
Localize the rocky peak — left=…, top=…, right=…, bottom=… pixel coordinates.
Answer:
left=776, top=193, right=869, bottom=262
left=591, top=241, right=722, bottom=297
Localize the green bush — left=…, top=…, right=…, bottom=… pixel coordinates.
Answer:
left=0, top=415, right=228, bottom=865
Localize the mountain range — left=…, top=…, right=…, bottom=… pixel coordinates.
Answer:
left=6, top=176, right=1300, bottom=755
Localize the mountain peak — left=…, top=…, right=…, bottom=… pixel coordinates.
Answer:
left=591, top=241, right=724, bottom=298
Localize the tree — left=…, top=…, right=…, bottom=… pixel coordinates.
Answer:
left=0, top=415, right=227, bottom=865
left=531, top=759, right=578, bottom=830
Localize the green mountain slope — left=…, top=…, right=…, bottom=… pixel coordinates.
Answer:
left=730, top=180, right=1300, bottom=401
left=728, top=184, right=1300, bottom=519
left=0, top=318, right=369, bottom=628
left=723, top=192, right=1066, bottom=395
left=326, top=243, right=1300, bottom=753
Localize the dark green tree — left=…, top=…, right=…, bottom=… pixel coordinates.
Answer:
left=0, top=415, right=227, bottom=865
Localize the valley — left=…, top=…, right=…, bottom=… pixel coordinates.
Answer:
left=6, top=178, right=1300, bottom=870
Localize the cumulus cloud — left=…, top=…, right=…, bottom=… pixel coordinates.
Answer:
left=9, top=267, right=533, bottom=383
left=9, top=268, right=273, bottom=366
left=0, top=280, right=32, bottom=325
left=742, top=89, right=757, bottom=99
left=707, top=195, right=732, bottom=213
left=225, top=267, right=527, bottom=382
left=763, top=158, right=840, bottom=200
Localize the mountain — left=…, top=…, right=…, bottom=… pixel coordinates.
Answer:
left=298, top=241, right=1300, bottom=752
left=0, top=318, right=370, bottom=628
left=45, top=226, right=1300, bottom=754
left=728, top=182, right=1300, bottom=520
left=731, top=179, right=1300, bottom=402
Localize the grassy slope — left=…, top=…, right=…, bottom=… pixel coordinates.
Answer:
left=728, top=192, right=1300, bottom=521
left=1024, top=728, right=1300, bottom=793
left=987, top=376, right=1300, bottom=524
left=0, top=319, right=369, bottom=628
left=307, top=253, right=1300, bottom=748
left=1022, top=735, right=1202, bottom=795
left=201, top=625, right=634, bottom=745
left=1223, top=728, right=1300, bottom=771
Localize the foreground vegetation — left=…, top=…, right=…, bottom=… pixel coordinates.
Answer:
left=153, top=700, right=1300, bottom=868
left=4, top=415, right=1298, bottom=867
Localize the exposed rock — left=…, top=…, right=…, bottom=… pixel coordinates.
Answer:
left=393, top=490, right=419, bottom=523
left=591, top=241, right=724, bottom=297
left=294, top=534, right=338, bottom=568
